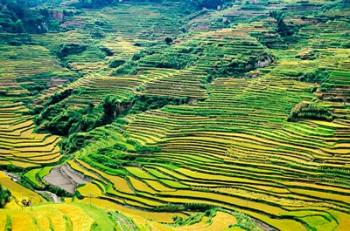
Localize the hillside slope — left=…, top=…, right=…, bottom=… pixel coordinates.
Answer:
left=0, top=0, right=349, bottom=230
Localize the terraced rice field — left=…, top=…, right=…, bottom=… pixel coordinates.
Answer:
left=0, top=45, right=71, bottom=168
left=68, top=2, right=350, bottom=230
left=0, top=0, right=349, bottom=230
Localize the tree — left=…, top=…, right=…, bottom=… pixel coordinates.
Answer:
left=164, top=37, right=173, bottom=45
left=270, top=10, right=293, bottom=36
left=0, top=185, right=11, bottom=208
left=78, top=0, right=114, bottom=8
left=102, top=95, right=119, bottom=122
left=191, top=0, right=230, bottom=9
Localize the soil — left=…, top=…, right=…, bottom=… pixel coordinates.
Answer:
left=44, top=164, right=90, bottom=194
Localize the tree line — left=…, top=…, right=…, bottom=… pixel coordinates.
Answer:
left=76, top=0, right=233, bottom=9
left=0, top=0, right=52, bottom=33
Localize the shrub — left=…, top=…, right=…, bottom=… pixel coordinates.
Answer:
left=132, top=49, right=155, bottom=61
left=209, top=53, right=273, bottom=77
left=191, top=0, right=231, bottom=9
left=0, top=33, right=32, bottom=45
left=173, top=213, right=204, bottom=226
left=0, top=0, right=53, bottom=33
left=102, top=95, right=119, bottom=122
left=0, top=185, right=11, bottom=208
left=46, top=88, right=74, bottom=106
left=135, top=144, right=161, bottom=154
left=297, top=69, right=329, bottom=83
left=76, top=0, right=115, bottom=8
left=0, top=164, right=23, bottom=172
left=58, top=43, right=87, bottom=58
left=288, top=102, right=333, bottom=122
left=165, top=37, right=173, bottom=45
left=153, top=53, right=197, bottom=69
left=132, top=95, right=190, bottom=113
left=99, top=46, right=114, bottom=56
left=270, top=10, right=294, bottom=36
left=36, top=94, right=133, bottom=155
left=296, top=49, right=318, bottom=60
left=36, top=102, right=103, bottom=136
left=183, top=203, right=213, bottom=211
left=112, top=61, right=138, bottom=75
left=102, top=96, right=134, bottom=122
left=17, top=72, right=78, bottom=96
left=46, top=184, right=72, bottom=197
left=155, top=203, right=186, bottom=212
left=155, top=203, right=213, bottom=212
left=113, top=143, right=128, bottom=151
left=60, top=133, right=93, bottom=154
left=109, top=59, right=125, bottom=68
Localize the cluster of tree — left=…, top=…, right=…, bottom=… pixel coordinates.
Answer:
left=288, top=102, right=333, bottom=122
left=297, top=69, right=329, bottom=84
left=131, top=95, right=190, bottom=113
left=102, top=95, right=123, bottom=123
left=0, top=0, right=64, bottom=33
left=36, top=93, right=132, bottom=137
left=59, top=133, right=92, bottom=154
left=190, top=0, right=232, bottom=9
left=76, top=0, right=115, bottom=8
left=35, top=91, right=135, bottom=149
left=173, top=209, right=216, bottom=226
left=270, top=10, right=295, bottom=37
left=155, top=203, right=213, bottom=212
left=57, top=43, right=88, bottom=59
left=153, top=52, right=197, bottom=69
left=87, top=147, right=135, bottom=169
left=117, top=48, right=197, bottom=74
left=75, top=0, right=232, bottom=9
left=0, top=185, right=11, bottom=208
left=35, top=87, right=193, bottom=156
left=209, top=52, right=273, bottom=77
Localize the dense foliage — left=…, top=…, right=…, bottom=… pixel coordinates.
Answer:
left=270, top=10, right=294, bottom=37
left=77, top=0, right=115, bottom=8
left=0, top=185, right=11, bottom=208
left=288, top=102, right=334, bottom=122
left=0, top=0, right=57, bottom=33
left=190, top=0, right=232, bottom=9
left=1, top=0, right=350, bottom=230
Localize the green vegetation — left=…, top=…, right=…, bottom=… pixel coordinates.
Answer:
left=0, top=0, right=61, bottom=33
left=35, top=100, right=102, bottom=136
left=76, top=0, right=115, bottom=8
left=0, top=185, right=11, bottom=208
left=58, top=43, right=88, bottom=59
left=132, top=95, right=191, bottom=113
left=191, top=0, right=232, bottom=9
left=0, top=0, right=349, bottom=230
left=270, top=10, right=294, bottom=37
left=298, top=69, right=329, bottom=83
left=112, top=60, right=138, bottom=75
left=288, top=102, right=334, bottom=122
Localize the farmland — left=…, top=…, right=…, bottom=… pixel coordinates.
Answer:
left=0, top=0, right=349, bottom=230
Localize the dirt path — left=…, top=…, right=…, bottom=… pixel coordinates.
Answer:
left=36, top=190, right=61, bottom=203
